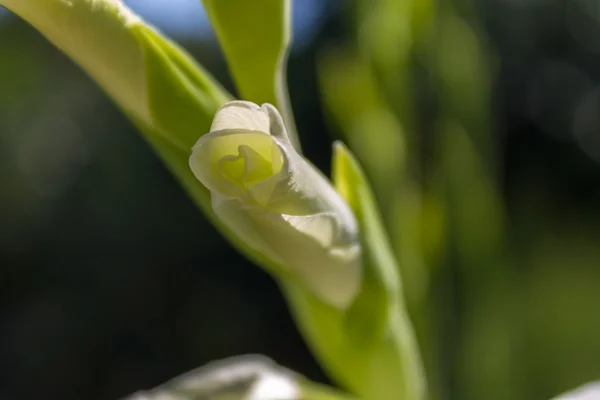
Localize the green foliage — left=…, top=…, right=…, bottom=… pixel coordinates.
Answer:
left=335, top=142, right=424, bottom=399
left=201, top=0, right=299, bottom=150
left=134, top=25, right=230, bottom=148
left=333, top=141, right=400, bottom=341
left=276, top=144, right=425, bottom=400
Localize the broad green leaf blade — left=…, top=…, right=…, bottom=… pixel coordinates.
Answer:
left=0, top=0, right=151, bottom=123
left=332, top=141, right=399, bottom=343
left=133, top=24, right=230, bottom=149
left=333, top=142, right=425, bottom=400
left=201, top=0, right=300, bottom=151
left=0, top=0, right=230, bottom=150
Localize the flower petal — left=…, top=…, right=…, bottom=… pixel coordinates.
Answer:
left=190, top=130, right=281, bottom=201
left=212, top=196, right=361, bottom=308
left=191, top=101, right=362, bottom=308
left=210, top=101, right=271, bottom=133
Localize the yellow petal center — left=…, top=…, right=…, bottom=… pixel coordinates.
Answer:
left=193, top=131, right=284, bottom=205
left=219, top=145, right=274, bottom=189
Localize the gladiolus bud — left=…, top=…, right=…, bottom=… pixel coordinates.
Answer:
left=190, top=101, right=361, bottom=308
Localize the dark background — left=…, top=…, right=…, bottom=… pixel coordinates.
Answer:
left=1, top=1, right=600, bottom=399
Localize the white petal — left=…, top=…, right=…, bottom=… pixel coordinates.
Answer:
left=213, top=196, right=361, bottom=308
left=125, top=355, right=301, bottom=400
left=210, top=101, right=271, bottom=133
left=247, top=373, right=300, bottom=400
left=190, top=130, right=278, bottom=201
left=211, top=195, right=275, bottom=260
left=281, top=213, right=337, bottom=248
left=554, top=382, right=600, bottom=400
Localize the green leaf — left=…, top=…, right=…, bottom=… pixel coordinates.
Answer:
left=132, top=24, right=230, bottom=149
left=277, top=143, right=425, bottom=400
left=201, top=0, right=300, bottom=151
left=332, top=142, right=425, bottom=399
left=332, top=141, right=398, bottom=344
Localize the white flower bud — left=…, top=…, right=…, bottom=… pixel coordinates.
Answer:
left=189, top=101, right=361, bottom=308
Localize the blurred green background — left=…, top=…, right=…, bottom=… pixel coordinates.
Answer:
left=1, top=0, right=600, bottom=399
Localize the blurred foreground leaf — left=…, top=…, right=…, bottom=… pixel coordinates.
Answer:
left=125, top=355, right=353, bottom=400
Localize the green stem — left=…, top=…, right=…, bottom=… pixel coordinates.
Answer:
left=280, top=278, right=425, bottom=400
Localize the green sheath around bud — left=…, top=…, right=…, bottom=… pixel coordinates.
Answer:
left=189, top=101, right=362, bottom=309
